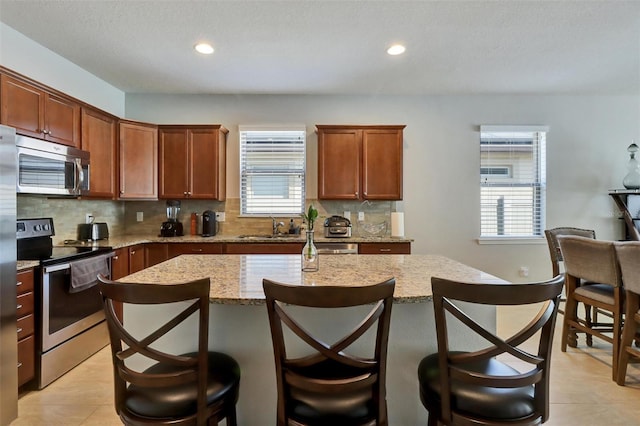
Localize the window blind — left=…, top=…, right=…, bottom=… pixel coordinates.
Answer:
left=480, top=125, right=548, bottom=238
left=240, top=126, right=306, bottom=216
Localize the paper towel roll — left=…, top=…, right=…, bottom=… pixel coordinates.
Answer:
left=391, top=212, right=404, bottom=237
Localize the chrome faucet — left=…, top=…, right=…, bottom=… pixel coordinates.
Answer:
left=271, top=217, right=285, bottom=235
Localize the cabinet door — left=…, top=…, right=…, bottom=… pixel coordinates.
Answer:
left=145, top=243, right=169, bottom=267
left=362, top=128, right=403, bottom=200
left=129, top=245, right=146, bottom=274
left=159, top=128, right=189, bottom=198
left=119, top=121, right=158, bottom=200
left=190, top=128, right=225, bottom=199
left=1, top=74, right=44, bottom=138
left=82, top=108, right=117, bottom=198
left=317, top=127, right=360, bottom=200
left=44, top=92, right=80, bottom=147
left=111, top=247, right=130, bottom=280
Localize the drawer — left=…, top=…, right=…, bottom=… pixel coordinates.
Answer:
left=16, top=292, right=34, bottom=317
left=16, top=269, right=35, bottom=295
left=224, top=243, right=304, bottom=254
left=358, top=242, right=411, bottom=255
left=168, top=243, right=224, bottom=257
left=17, top=334, right=35, bottom=386
left=17, top=314, right=35, bottom=341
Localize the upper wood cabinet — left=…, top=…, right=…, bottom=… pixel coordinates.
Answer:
left=119, top=120, right=158, bottom=200
left=1, top=74, right=80, bottom=147
left=81, top=107, right=117, bottom=199
left=158, top=125, right=227, bottom=200
left=316, top=125, right=405, bottom=200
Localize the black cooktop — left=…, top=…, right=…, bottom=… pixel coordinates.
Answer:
left=18, top=242, right=113, bottom=266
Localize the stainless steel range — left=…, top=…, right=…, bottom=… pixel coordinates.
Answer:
left=17, top=218, right=114, bottom=388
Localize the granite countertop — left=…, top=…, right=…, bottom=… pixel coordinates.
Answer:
left=55, top=234, right=414, bottom=250
left=118, top=254, right=506, bottom=305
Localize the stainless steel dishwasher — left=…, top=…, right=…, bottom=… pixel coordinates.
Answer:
left=315, top=242, right=358, bottom=254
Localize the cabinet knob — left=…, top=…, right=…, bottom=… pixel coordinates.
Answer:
left=184, top=191, right=188, bottom=195
left=192, top=248, right=203, bottom=252
left=17, top=362, right=23, bottom=368
left=16, top=281, right=22, bottom=287
left=113, top=255, right=119, bottom=260
left=379, top=248, right=391, bottom=252
left=16, top=304, right=22, bottom=310
left=355, top=191, right=359, bottom=197
left=130, top=250, right=136, bottom=255
left=17, top=328, right=23, bottom=334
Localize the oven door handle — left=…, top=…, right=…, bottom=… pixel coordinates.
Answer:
left=43, top=263, right=71, bottom=273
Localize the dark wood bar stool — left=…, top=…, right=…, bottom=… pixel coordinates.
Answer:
left=418, top=275, right=564, bottom=426
left=97, top=275, right=240, bottom=425
left=613, top=241, right=640, bottom=385
left=263, top=278, right=395, bottom=426
left=557, top=236, right=624, bottom=380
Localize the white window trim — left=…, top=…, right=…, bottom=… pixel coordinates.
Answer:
left=239, top=124, right=307, bottom=217
left=479, top=125, right=549, bottom=244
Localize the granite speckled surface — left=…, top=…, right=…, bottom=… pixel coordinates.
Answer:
left=56, top=233, right=413, bottom=249
left=118, top=254, right=506, bottom=305
left=17, top=260, right=39, bottom=271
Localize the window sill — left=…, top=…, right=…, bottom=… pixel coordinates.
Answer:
left=477, top=237, right=546, bottom=245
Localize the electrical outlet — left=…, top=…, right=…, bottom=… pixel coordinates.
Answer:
left=85, top=213, right=93, bottom=224
left=343, top=211, right=351, bottom=221
left=358, top=212, right=365, bottom=221
left=215, top=212, right=225, bottom=222
left=136, top=212, right=143, bottom=222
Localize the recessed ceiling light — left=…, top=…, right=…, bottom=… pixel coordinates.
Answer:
left=387, top=44, right=406, bottom=56
left=194, top=43, right=214, bottom=55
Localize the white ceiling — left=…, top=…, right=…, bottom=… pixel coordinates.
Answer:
left=1, top=0, right=639, bottom=96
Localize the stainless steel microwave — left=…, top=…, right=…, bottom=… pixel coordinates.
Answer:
left=16, top=135, right=90, bottom=196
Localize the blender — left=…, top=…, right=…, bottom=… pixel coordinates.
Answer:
left=160, top=200, right=184, bottom=237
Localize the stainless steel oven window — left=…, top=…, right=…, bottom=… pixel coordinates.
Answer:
left=41, top=261, right=109, bottom=352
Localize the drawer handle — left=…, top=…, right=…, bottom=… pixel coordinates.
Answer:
left=192, top=248, right=203, bottom=252
left=17, top=362, right=22, bottom=368
left=16, top=281, right=22, bottom=287
left=379, top=248, right=391, bottom=252
left=16, top=304, right=22, bottom=310
left=17, top=328, right=23, bottom=334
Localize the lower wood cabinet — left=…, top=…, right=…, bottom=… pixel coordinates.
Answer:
left=16, top=269, right=35, bottom=387
left=224, top=243, right=304, bottom=254
left=128, top=244, right=146, bottom=274
left=111, top=247, right=129, bottom=280
left=358, top=242, right=411, bottom=254
left=146, top=243, right=169, bottom=267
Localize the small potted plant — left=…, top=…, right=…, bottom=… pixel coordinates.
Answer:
left=301, top=205, right=319, bottom=271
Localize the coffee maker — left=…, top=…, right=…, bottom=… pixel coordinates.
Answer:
left=160, top=200, right=184, bottom=237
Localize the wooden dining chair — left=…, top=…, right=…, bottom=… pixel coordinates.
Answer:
left=557, top=236, right=624, bottom=380
left=262, top=278, right=395, bottom=426
left=613, top=241, right=640, bottom=385
left=97, top=275, right=241, bottom=426
left=545, top=227, right=596, bottom=278
left=418, top=275, right=564, bottom=426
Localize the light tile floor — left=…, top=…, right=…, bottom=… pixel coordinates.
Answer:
left=11, top=305, right=640, bottom=425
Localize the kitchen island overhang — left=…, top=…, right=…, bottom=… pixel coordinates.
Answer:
left=117, top=254, right=507, bottom=425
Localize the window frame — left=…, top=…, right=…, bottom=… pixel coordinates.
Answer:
left=478, top=125, right=548, bottom=244
left=239, top=125, right=307, bottom=217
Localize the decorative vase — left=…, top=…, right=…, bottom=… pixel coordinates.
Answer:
left=623, top=142, right=640, bottom=189
left=301, top=230, right=319, bottom=272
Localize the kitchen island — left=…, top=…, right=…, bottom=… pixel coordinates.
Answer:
left=118, top=254, right=506, bottom=425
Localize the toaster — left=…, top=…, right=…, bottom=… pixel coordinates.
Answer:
left=324, top=215, right=352, bottom=238
left=77, top=222, right=109, bottom=240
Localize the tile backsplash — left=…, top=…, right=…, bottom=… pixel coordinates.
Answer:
left=17, top=195, right=397, bottom=242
